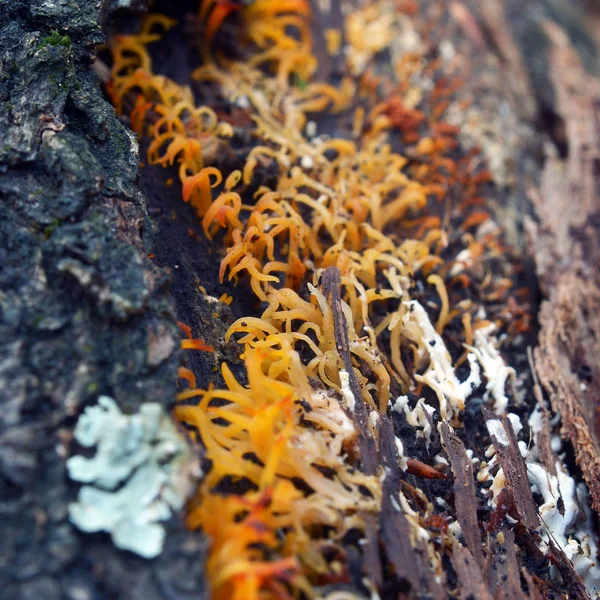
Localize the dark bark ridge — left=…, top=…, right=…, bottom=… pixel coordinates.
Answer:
left=0, top=1, right=206, bottom=599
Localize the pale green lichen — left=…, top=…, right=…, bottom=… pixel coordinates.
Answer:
left=67, top=396, right=198, bottom=559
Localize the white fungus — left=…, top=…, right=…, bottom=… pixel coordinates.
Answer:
left=507, top=413, right=523, bottom=437
left=339, top=369, right=356, bottom=411
left=301, top=155, right=314, bottom=170
left=486, top=418, right=509, bottom=447
left=401, top=300, right=481, bottom=419
left=466, top=325, right=515, bottom=413
left=394, top=436, right=408, bottom=471
left=393, top=395, right=435, bottom=447
left=527, top=458, right=600, bottom=592
left=305, top=120, right=317, bottom=138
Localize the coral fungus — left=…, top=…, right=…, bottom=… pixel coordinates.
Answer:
left=102, top=1, right=600, bottom=598
left=176, top=345, right=379, bottom=598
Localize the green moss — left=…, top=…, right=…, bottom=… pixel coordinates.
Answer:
left=44, top=218, right=61, bottom=239
left=39, top=30, right=71, bottom=49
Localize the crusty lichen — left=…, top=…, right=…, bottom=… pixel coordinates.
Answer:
left=67, top=396, right=198, bottom=559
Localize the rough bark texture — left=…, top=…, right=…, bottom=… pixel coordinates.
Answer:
left=526, top=20, right=600, bottom=515
left=0, top=1, right=206, bottom=599
left=440, top=422, right=482, bottom=567
left=459, top=0, right=600, bottom=517
left=2, top=0, right=600, bottom=598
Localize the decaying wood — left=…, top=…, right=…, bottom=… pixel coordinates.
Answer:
left=378, top=415, right=438, bottom=595
left=488, top=529, right=528, bottom=600
left=473, top=0, right=537, bottom=121
left=483, top=410, right=539, bottom=530
left=528, top=349, right=558, bottom=476
left=321, top=267, right=382, bottom=584
left=450, top=541, right=494, bottom=600
left=527, top=20, right=600, bottom=515
left=321, top=267, right=376, bottom=473
left=549, top=541, right=591, bottom=599
left=440, top=421, right=483, bottom=567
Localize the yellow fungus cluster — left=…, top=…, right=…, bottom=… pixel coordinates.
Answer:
left=107, top=2, right=529, bottom=597
left=109, top=16, right=233, bottom=217
left=176, top=344, right=379, bottom=599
